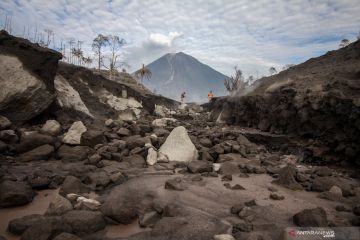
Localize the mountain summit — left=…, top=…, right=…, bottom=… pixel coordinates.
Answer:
left=142, top=52, right=228, bottom=102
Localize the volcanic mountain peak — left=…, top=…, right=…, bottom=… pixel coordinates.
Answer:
left=142, top=52, right=228, bottom=103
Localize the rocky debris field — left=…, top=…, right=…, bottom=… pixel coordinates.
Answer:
left=0, top=105, right=360, bottom=240
left=1, top=31, right=360, bottom=240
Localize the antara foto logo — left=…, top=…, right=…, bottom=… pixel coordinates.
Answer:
left=288, top=229, right=297, bottom=237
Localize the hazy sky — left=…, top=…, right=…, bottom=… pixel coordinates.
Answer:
left=1, top=0, right=359, bottom=76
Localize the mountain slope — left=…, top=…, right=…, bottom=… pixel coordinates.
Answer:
left=208, top=40, right=360, bottom=165
left=142, top=52, right=228, bottom=102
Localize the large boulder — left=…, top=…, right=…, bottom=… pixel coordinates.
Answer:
left=0, top=180, right=35, bottom=208
left=293, top=207, right=328, bottom=227
left=59, top=176, right=89, bottom=197
left=8, top=214, right=44, bottom=235
left=159, top=126, right=198, bottom=162
left=272, top=165, right=303, bottom=190
left=0, top=30, right=61, bottom=123
left=21, top=216, right=71, bottom=240
left=62, top=210, right=106, bottom=235
left=62, top=121, right=87, bottom=145
left=45, top=194, right=73, bottom=216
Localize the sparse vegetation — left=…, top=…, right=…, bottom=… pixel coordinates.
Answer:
left=92, top=34, right=109, bottom=70
left=269, top=66, right=277, bottom=75
left=102, top=35, right=126, bottom=79
left=224, top=66, right=248, bottom=96
left=339, top=38, right=350, bottom=48
left=134, top=64, right=152, bottom=84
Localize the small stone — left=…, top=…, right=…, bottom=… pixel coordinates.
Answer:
left=231, top=204, right=245, bottom=214
left=335, top=205, right=351, bottom=212
left=0, top=116, right=11, bottom=130
left=214, top=234, right=235, bottom=240
left=41, top=120, right=61, bottom=136
left=146, top=148, right=158, bottom=166
left=222, top=174, right=232, bottom=181
left=165, top=178, right=187, bottom=191
left=354, top=205, right=360, bottom=216
left=329, top=186, right=343, bottom=197
left=269, top=193, right=285, bottom=200
left=268, top=186, right=278, bottom=192
left=232, top=184, right=245, bottom=190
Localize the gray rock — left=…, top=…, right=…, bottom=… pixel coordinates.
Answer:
left=81, top=130, right=105, bottom=147
left=21, top=216, right=71, bottom=240
left=45, top=194, right=73, bottom=216
left=63, top=210, right=106, bottom=235
left=52, top=232, right=82, bottom=240
left=165, top=177, right=188, bottom=191
left=21, top=144, right=54, bottom=161
left=59, top=176, right=89, bottom=197
left=272, top=165, right=303, bottom=190
left=139, top=211, right=161, bottom=227
left=0, top=180, right=35, bottom=208
left=40, top=120, right=61, bottom=136
left=8, top=214, right=44, bottom=235
left=187, top=160, right=212, bottom=173
left=117, top=127, right=131, bottom=136
left=0, top=130, right=18, bottom=143
left=293, top=207, right=328, bottom=227
left=85, top=170, right=110, bottom=188
left=0, top=39, right=60, bottom=123
left=57, top=145, right=88, bottom=162
left=16, top=132, right=54, bottom=153
left=0, top=115, right=11, bottom=130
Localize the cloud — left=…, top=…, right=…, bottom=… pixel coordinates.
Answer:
left=149, top=31, right=183, bottom=47
left=1, top=0, right=359, bottom=76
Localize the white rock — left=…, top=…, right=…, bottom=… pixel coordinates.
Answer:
left=213, top=163, right=221, bottom=172
left=75, top=196, right=101, bottom=210
left=178, top=103, right=187, bottom=110
left=154, top=105, right=168, bottom=117
left=66, top=193, right=81, bottom=201
left=159, top=126, right=198, bottom=162
left=146, top=148, right=158, bottom=166
left=41, top=120, right=61, bottom=136
left=105, top=119, right=115, bottom=127
left=127, top=97, right=142, bottom=108
left=62, top=121, right=87, bottom=145
left=170, top=110, right=176, bottom=115
left=118, top=110, right=136, bottom=122
left=55, top=75, right=94, bottom=118
left=152, top=118, right=177, bottom=127
left=214, top=234, right=235, bottom=240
